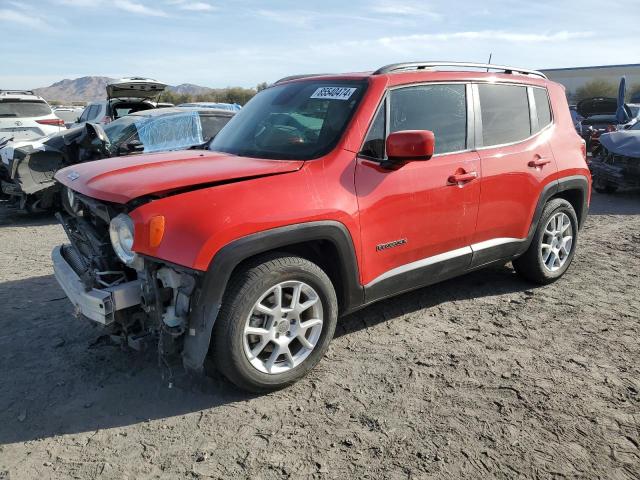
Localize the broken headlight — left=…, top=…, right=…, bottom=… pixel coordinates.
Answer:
left=65, top=187, right=81, bottom=214
left=109, top=213, right=138, bottom=266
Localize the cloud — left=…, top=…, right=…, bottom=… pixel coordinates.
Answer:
left=0, top=8, right=51, bottom=30
left=257, top=9, right=313, bottom=27
left=165, top=0, right=216, bottom=11
left=113, top=0, right=168, bottom=17
left=370, top=1, right=441, bottom=18
left=318, top=30, right=594, bottom=52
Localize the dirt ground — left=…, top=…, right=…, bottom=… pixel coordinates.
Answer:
left=0, top=190, right=639, bottom=480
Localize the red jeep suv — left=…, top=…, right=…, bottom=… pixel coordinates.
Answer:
left=53, top=62, right=591, bottom=392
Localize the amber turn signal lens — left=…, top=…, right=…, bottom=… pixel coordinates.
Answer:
left=149, top=216, right=165, bottom=248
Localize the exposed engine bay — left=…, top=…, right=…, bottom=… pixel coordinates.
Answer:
left=54, top=191, right=200, bottom=362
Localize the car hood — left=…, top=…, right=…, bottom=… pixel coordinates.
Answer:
left=55, top=150, right=304, bottom=204
left=599, top=130, right=640, bottom=158
left=577, top=97, right=617, bottom=118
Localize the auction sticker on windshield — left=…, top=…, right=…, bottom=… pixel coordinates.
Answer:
left=310, top=87, right=357, bottom=100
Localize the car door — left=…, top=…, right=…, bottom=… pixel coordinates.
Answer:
left=355, top=83, right=481, bottom=301
left=471, top=83, right=557, bottom=266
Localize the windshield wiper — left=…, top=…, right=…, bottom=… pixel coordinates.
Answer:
left=0, top=114, right=18, bottom=117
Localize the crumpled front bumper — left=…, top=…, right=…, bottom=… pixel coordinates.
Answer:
left=52, top=245, right=142, bottom=325
left=590, top=159, right=640, bottom=188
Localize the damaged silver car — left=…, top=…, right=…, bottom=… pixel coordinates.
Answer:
left=0, top=107, right=235, bottom=211
left=590, top=121, right=640, bottom=193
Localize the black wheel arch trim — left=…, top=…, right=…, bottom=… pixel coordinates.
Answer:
left=521, top=174, right=589, bottom=254
left=182, top=220, right=363, bottom=373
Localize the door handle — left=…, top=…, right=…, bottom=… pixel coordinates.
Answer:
left=447, top=171, right=478, bottom=185
left=528, top=157, right=552, bottom=168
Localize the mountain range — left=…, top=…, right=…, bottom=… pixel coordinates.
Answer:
left=32, top=76, right=216, bottom=103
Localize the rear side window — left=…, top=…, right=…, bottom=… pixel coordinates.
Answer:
left=478, top=84, right=531, bottom=146
left=533, top=88, right=552, bottom=130
left=0, top=100, right=52, bottom=118
left=390, top=84, right=467, bottom=154
left=87, top=104, right=101, bottom=120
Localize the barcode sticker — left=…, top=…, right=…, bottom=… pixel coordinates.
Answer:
left=310, top=87, right=357, bottom=100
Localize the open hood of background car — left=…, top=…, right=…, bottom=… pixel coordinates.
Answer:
left=576, top=97, right=617, bottom=118
left=106, top=78, right=167, bottom=100
left=55, top=150, right=304, bottom=204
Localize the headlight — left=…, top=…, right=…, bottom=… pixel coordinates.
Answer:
left=63, top=187, right=81, bottom=215
left=109, top=214, right=137, bottom=265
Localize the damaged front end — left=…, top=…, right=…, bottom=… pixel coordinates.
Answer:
left=590, top=130, right=640, bottom=191
left=1, top=123, right=110, bottom=211
left=53, top=192, right=200, bottom=358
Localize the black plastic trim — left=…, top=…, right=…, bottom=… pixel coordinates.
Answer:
left=182, top=220, right=363, bottom=372
left=364, top=251, right=472, bottom=304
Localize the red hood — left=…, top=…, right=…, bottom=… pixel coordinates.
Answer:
left=55, top=150, right=304, bottom=204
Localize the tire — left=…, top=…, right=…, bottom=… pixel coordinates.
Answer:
left=513, top=198, right=579, bottom=285
left=211, top=254, right=338, bottom=392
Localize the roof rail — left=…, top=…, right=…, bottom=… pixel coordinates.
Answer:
left=272, top=73, right=334, bottom=85
left=374, top=62, right=547, bottom=79
left=0, top=89, right=36, bottom=96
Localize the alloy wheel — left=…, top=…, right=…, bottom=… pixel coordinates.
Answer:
left=540, top=212, right=573, bottom=272
left=243, top=281, right=324, bottom=374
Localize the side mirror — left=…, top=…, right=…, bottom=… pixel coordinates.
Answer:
left=385, top=130, right=435, bottom=165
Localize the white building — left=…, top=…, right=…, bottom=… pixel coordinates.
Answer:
left=540, top=64, right=640, bottom=100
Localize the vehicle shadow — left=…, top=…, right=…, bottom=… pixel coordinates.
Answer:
left=588, top=188, right=640, bottom=216
left=336, top=264, right=530, bottom=337
left=0, top=263, right=534, bottom=445
left=0, top=201, right=58, bottom=227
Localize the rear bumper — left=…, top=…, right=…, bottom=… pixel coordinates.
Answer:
left=52, top=245, right=142, bottom=325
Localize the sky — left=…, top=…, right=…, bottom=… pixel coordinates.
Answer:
left=0, top=0, right=636, bottom=89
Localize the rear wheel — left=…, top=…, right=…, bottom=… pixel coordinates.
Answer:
left=513, top=198, right=579, bottom=285
left=211, top=254, right=338, bottom=392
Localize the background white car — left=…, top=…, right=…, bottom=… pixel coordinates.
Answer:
left=0, top=90, right=65, bottom=142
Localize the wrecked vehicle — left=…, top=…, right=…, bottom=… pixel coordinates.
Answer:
left=72, top=77, right=167, bottom=127
left=590, top=121, right=640, bottom=193
left=0, top=107, right=235, bottom=211
left=51, top=62, right=590, bottom=392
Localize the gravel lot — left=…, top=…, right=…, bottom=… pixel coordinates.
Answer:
left=1, top=190, right=639, bottom=479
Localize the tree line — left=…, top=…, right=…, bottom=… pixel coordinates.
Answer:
left=573, top=79, right=640, bottom=102
left=159, top=82, right=269, bottom=106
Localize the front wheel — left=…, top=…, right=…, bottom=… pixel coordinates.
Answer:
left=212, top=254, right=338, bottom=392
left=513, top=198, right=579, bottom=285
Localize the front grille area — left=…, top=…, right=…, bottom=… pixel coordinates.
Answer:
left=57, top=195, right=132, bottom=290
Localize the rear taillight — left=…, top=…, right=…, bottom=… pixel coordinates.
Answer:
left=101, top=116, right=112, bottom=124
left=36, top=118, right=65, bottom=127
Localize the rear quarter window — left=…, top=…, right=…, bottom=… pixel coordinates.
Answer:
left=0, top=100, right=52, bottom=118
left=478, top=84, right=531, bottom=146
left=533, top=88, right=552, bottom=131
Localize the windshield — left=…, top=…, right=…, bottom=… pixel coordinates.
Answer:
left=0, top=100, right=52, bottom=118
left=209, top=80, right=366, bottom=160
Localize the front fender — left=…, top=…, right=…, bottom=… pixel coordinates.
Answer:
left=182, top=220, right=363, bottom=373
